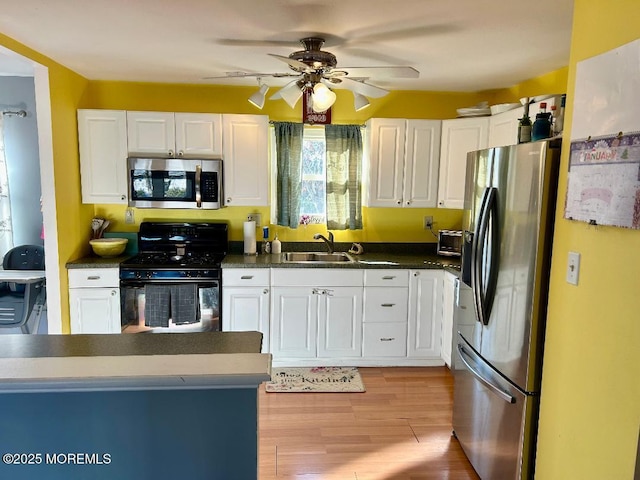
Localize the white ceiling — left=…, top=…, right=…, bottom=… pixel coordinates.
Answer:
left=0, top=0, right=574, bottom=92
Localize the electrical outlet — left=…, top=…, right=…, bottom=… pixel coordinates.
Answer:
left=423, top=216, right=433, bottom=229
left=124, top=208, right=135, bottom=224
left=566, top=251, right=580, bottom=285
left=247, top=213, right=262, bottom=227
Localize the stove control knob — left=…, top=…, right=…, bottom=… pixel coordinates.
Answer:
left=135, top=271, right=142, bottom=279
left=147, top=272, right=153, bottom=279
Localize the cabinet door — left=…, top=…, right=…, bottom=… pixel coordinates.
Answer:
left=127, top=111, right=176, bottom=156
left=271, top=287, right=318, bottom=358
left=438, top=117, right=489, bottom=209
left=77, top=110, right=128, bottom=204
left=441, top=271, right=457, bottom=367
left=175, top=113, right=223, bottom=158
left=222, top=114, right=269, bottom=206
left=403, top=120, right=442, bottom=208
left=488, top=107, right=522, bottom=148
left=222, top=286, right=270, bottom=353
left=69, top=288, right=120, bottom=334
left=366, top=118, right=406, bottom=207
left=408, top=270, right=443, bottom=358
left=317, top=287, right=362, bottom=358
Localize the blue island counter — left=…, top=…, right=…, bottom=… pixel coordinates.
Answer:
left=0, top=332, right=271, bottom=480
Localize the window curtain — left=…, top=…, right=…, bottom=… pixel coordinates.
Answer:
left=0, top=115, right=13, bottom=260
left=325, top=124, right=363, bottom=230
left=274, top=122, right=304, bottom=228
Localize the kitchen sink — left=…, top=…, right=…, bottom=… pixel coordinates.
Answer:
left=283, top=252, right=354, bottom=263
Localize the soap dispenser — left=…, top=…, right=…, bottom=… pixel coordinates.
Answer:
left=271, top=234, right=281, bottom=254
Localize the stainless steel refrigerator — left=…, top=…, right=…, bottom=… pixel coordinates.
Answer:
left=452, top=139, right=561, bottom=479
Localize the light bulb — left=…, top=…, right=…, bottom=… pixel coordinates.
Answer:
left=311, top=83, right=336, bottom=112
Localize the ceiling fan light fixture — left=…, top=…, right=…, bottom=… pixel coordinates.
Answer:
left=272, top=80, right=303, bottom=108
left=354, top=92, right=370, bottom=111
left=248, top=82, right=269, bottom=109
left=311, top=83, right=336, bottom=112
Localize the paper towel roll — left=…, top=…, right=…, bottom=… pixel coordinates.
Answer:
left=243, top=220, right=257, bottom=255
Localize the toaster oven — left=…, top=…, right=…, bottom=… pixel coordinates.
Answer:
left=437, top=230, right=463, bottom=257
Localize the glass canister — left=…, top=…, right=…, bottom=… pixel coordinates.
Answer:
left=532, top=102, right=552, bottom=141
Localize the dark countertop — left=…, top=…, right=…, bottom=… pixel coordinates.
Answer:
left=0, top=331, right=271, bottom=393
left=0, top=331, right=263, bottom=358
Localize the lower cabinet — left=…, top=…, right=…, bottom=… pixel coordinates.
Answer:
left=221, top=267, right=448, bottom=366
left=408, top=269, right=443, bottom=359
left=68, top=268, right=121, bottom=334
left=270, top=269, right=363, bottom=362
left=222, top=269, right=270, bottom=353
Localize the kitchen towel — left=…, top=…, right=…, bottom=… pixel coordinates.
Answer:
left=243, top=220, right=256, bottom=255
left=144, top=284, right=171, bottom=327
left=170, top=284, right=199, bottom=325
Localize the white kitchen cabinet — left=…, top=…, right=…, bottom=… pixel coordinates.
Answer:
left=362, top=269, right=409, bottom=358
left=77, top=109, right=128, bottom=204
left=68, top=268, right=121, bottom=334
left=127, top=111, right=222, bottom=158
left=437, top=117, right=489, bottom=209
left=270, top=268, right=363, bottom=363
left=222, top=268, right=270, bottom=353
left=366, top=118, right=441, bottom=208
left=441, top=270, right=457, bottom=367
left=488, top=107, right=523, bottom=148
left=408, top=269, right=443, bottom=359
left=222, top=114, right=269, bottom=206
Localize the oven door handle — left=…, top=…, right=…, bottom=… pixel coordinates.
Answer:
left=195, top=164, right=202, bottom=208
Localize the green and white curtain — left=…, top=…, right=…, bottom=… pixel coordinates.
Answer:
left=274, top=122, right=363, bottom=230
left=325, top=124, right=363, bottom=230
left=273, top=122, right=304, bottom=229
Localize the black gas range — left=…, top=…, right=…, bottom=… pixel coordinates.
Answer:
left=119, top=222, right=228, bottom=333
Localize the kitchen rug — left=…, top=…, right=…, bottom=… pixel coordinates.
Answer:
left=265, top=367, right=365, bottom=393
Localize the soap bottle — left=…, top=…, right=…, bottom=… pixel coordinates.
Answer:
left=261, top=226, right=270, bottom=254
left=271, top=234, right=281, bottom=254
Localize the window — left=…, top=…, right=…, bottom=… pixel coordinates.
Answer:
left=299, top=127, right=326, bottom=224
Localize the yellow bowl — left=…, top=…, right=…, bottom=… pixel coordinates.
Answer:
left=90, top=238, right=128, bottom=257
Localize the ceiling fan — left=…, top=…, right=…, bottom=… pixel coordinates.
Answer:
left=206, top=37, right=419, bottom=112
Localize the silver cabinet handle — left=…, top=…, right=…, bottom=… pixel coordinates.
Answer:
left=240, top=275, right=254, bottom=280
left=382, top=275, right=396, bottom=280
left=87, top=276, right=101, bottom=280
left=380, top=337, right=395, bottom=342
left=168, top=149, right=174, bottom=157
left=381, top=303, right=395, bottom=307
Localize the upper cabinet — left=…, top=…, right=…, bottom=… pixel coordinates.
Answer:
left=366, top=118, right=441, bottom=208
left=488, top=107, right=523, bottom=148
left=222, top=114, right=269, bottom=207
left=127, top=111, right=223, bottom=158
left=77, top=109, right=128, bottom=204
left=437, top=117, right=489, bottom=209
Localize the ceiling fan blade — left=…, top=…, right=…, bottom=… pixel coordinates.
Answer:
left=339, top=66, right=419, bottom=79
left=328, top=77, right=389, bottom=98
left=268, top=54, right=311, bottom=73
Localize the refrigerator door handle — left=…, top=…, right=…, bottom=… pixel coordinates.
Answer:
left=471, top=187, right=491, bottom=325
left=481, top=187, right=500, bottom=326
left=457, top=343, right=516, bottom=404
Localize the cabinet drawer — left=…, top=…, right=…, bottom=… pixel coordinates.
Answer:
left=364, top=269, right=409, bottom=287
left=223, top=268, right=269, bottom=286
left=363, top=323, right=407, bottom=357
left=68, top=268, right=119, bottom=288
left=363, top=287, right=408, bottom=323
left=272, top=268, right=363, bottom=287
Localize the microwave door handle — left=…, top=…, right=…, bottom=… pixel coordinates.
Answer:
left=195, top=164, right=202, bottom=208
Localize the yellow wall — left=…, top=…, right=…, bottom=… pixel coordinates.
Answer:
left=0, top=33, right=91, bottom=333
left=535, top=1, right=640, bottom=478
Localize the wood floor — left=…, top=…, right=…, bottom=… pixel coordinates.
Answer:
left=258, top=366, right=480, bottom=480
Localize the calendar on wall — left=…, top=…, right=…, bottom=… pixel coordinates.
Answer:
left=564, top=37, right=640, bottom=229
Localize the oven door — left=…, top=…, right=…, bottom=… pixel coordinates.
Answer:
left=128, top=157, right=222, bottom=209
left=120, top=279, right=221, bottom=333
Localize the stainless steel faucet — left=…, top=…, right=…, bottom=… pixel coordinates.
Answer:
left=313, top=232, right=335, bottom=253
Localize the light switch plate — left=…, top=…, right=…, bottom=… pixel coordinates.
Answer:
left=566, top=251, right=580, bottom=285
left=247, top=213, right=262, bottom=227
left=124, top=207, right=135, bottom=224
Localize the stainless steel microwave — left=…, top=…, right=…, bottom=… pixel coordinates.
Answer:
left=128, top=157, right=223, bottom=209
